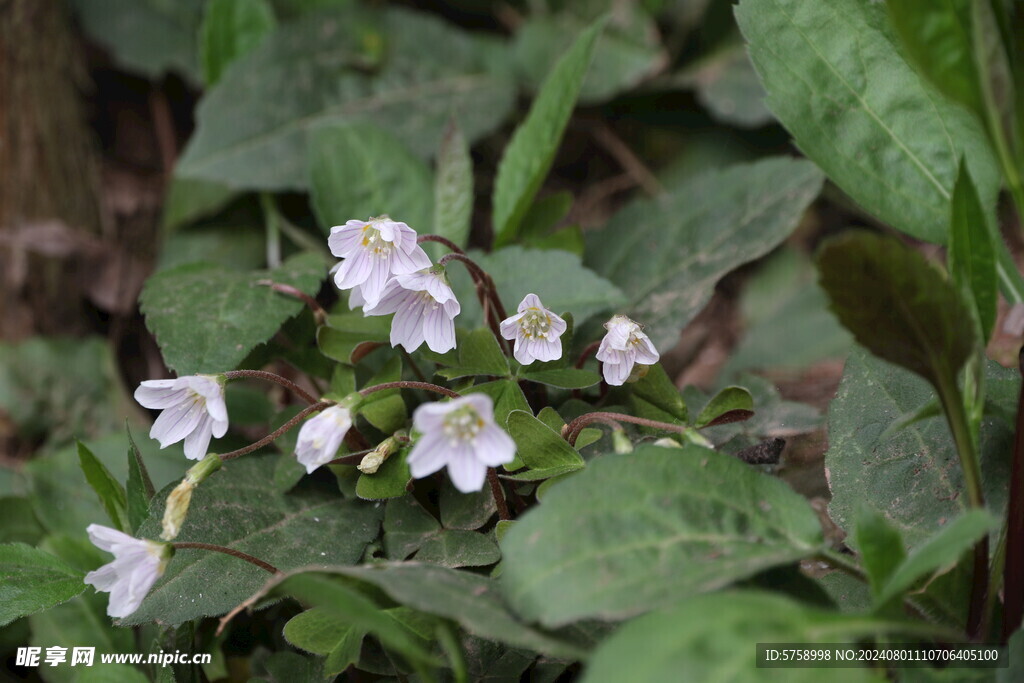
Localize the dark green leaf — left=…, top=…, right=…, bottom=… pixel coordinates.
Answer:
left=695, top=386, right=753, bottom=429
left=355, top=447, right=411, bottom=501
left=178, top=6, right=514, bottom=190
left=360, top=355, right=407, bottom=434
left=520, top=368, right=599, bottom=389
left=415, top=530, right=501, bottom=568
left=735, top=0, right=1000, bottom=246
left=125, top=430, right=154, bottom=534
left=949, top=161, right=997, bottom=342
left=200, top=0, right=276, bottom=86
left=466, top=380, right=530, bottom=426
left=284, top=605, right=363, bottom=657
left=520, top=192, right=573, bottom=241
left=439, top=480, right=496, bottom=531
left=817, top=231, right=975, bottom=388
left=500, top=444, right=823, bottom=626
left=430, top=120, right=473, bottom=259
left=76, top=442, right=129, bottom=533
left=0, top=498, right=43, bottom=545
left=309, top=124, right=433, bottom=235
left=253, top=651, right=327, bottom=683
left=580, top=591, right=894, bottom=683
left=316, top=311, right=392, bottom=365
left=677, top=43, right=772, bottom=128
left=161, top=177, right=237, bottom=231
left=504, top=410, right=584, bottom=480
left=141, top=252, right=325, bottom=374
left=492, top=19, right=603, bottom=245
left=586, top=157, right=823, bottom=348
left=628, top=363, right=687, bottom=426
left=122, top=455, right=382, bottom=626
left=436, top=329, right=510, bottom=380
left=0, top=543, right=85, bottom=627
left=853, top=508, right=906, bottom=602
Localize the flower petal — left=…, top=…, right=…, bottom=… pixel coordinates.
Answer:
left=183, top=416, right=215, bottom=460
left=424, top=303, right=456, bottom=353
left=446, top=446, right=487, bottom=493
left=150, top=399, right=205, bottom=449
left=134, top=381, right=187, bottom=409
left=407, top=432, right=451, bottom=478
left=333, top=249, right=373, bottom=290
left=87, top=524, right=136, bottom=552
left=391, top=243, right=432, bottom=274
left=473, top=425, right=516, bottom=467
left=328, top=221, right=367, bottom=257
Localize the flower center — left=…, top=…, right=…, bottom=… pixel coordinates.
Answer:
left=442, top=407, right=485, bottom=442
left=520, top=308, right=551, bottom=340
left=360, top=224, right=395, bottom=257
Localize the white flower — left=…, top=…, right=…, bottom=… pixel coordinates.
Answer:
left=83, top=524, right=171, bottom=618
left=134, top=375, right=228, bottom=461
left=407, top=394, right=515, bottom=493
left=499, top=293, right=567, bottom=365
left=295, top=405, right=352, bottom=473
left=364, top=268, right=460, bottom=353
left=595, top=315, right=660, bottom=386
left=329, top=216, right=432, bottom=308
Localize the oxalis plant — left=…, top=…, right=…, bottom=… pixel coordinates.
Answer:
left=8, top=0, right=1024, bottom=681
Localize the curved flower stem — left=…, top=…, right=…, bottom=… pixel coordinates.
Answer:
left=219, top=401, right=333, bottom=461
left=256, top=280, right=326, bottom=325
left=562, top=412, right=683, bottom=446
left=438, top=252, right=513, bottom=355
left=172, top=542, right=281, bottom=575
left=417, top=234, right=465, bottom=255
left=223, top=369, right=319, bottom=405
left=575, top=340, right=601, bottom=369
left=360, top=381, right=461, bottom=399
left=487, top=468, right=511, bottom=521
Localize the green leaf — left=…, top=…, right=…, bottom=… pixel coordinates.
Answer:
left=519, top=192, right=573, bottom=241
left=436, top=329, right=510, bottom=380
left=853, top=508, right=906, bottom=602
left=500, top=444, right=823, bottom=626
left=316, top=311, right=392, bottom=365
left=677, top=43, right=772, bottom=128
left=68, top=0, right=204, bottom=81
left=886, top=0, right=980, bottom=115
left=355, top=447, right=411, bottom=500
left=141, top=252, right=325, bottom=374
left=76, top=442, right=129, bottom=533
left=735, top=0, right=1000, bottom=247
left=200, top=0, right=276, bottom=86
left=628, top=363, right=687, bottom=426
left=178, top=6, right=515, bottom=190
left=439, top=480, right=496, bottom=531
left=451, top=247, right=625, bottom=329
left=519, top=368, right=599, bottom=389
left=505, top=410, right=584, bottom=480
left=430, top=120, right=473, bottom=259
left=817, top=231, right=976, bottom=389
left=415, top=530, right=501, bottom=568
left=276, top=563, right=585, bottom=658
left=695, top=386, right=753, bottom=429
left=309, top=124, right=433, bottom=235
left=580, top=591, right=894, bottom=683
left=0, top=543, right=85, bottom=626
left=876, top=509, right=998, bottom=607
left=492, top=19, right=603, bottom=245
left=360, top=355, right=407, bottom=434
left=161, top=177, right=237, bottom=231
left=949, top=161, right=997, bottom=342
left=121, top=455, right=382, bottom=626
left=252, top=651, right=326, bottom=683
left=285, top=604, right=362, bottom=655
left=467, top=380, right=530, bottom=426
left=383, top=496, right=440, bottom=560
left=586, top=157, right=823, bottom=348
left=0, top=498, right=43, bottom=545
left=125, top=428, right=156, bottom=535
left=827, top=350, right=1014, bottom=550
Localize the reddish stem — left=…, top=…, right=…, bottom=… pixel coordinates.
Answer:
left=219, top=401, right=333, bottom=461
left=360, top=381, right=461, bottom=399
left=223, top=370, right=318, bottom=405
left=563, top=411, right=684, bottom=446
left=256, top=280, right=326, bottom=325
left=487, top=468, right=511, bottom=521
left=173, top=542, right=281, bottom=575
left=417, top=234, right=465, bottom=255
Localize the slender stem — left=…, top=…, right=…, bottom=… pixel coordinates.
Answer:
left=417, top=234, right=465, bottom=255
left=575, top=341, right=601, bottom=369
left=935, top=370, right=988, bottom=639
left=359, top=381, right=461, bottom=399
left=219, top=401, right=332, bottom=461
left=439, top=252, right=488, bottom=283
left=260, top=193, right=282, bottom=268
left=487, top=468, right=511, bottom=521
left=173, top=542, right=281, bottom=575
left=438, top=252, right=513, bottom=354
left=817, top=549, right=869, bottom=583
left=563, top=411, right=684, bottom=446
left=1003, top=347, right=1024, bottom=641
left=256, top=280, right=326, bottom=325
left=223, top=369, right=319, bottom=405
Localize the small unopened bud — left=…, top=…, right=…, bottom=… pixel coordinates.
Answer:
left=626, top=363, right=652, bottom=384
left=160, top=453, right=222, bottom=541
left=681, top=428, right=714, bottom=449
left=652, top=437, right=684, bottom=449
left=611, top=429, right=633, bottom=454
left=358, top=436, right=401, bottom=474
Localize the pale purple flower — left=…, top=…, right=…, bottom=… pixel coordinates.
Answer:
left=295, top=405, right=352, bottom=474
left=364, top=268, right=460, bottom=353
left=595, top=315, right=660, bottom=386
left=134, top=375, right=228, bottom=460
left=84, top=524, right=171, bottom=618
left=407, top=394, right=515, bottom=492
left=328, top=216, right=432, bottom=308
left=499, top=293, right=567, bottom=365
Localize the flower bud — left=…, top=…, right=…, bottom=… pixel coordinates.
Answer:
left=160, top=453, right=222, bottom=541
left=611, top=429, right=633, bottom=454
left=358, top=436, right=401, bottom=474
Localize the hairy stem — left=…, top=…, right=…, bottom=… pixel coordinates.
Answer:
left=359, top=381, right=461, bottom=399
left=563, top=411, right=684, bottom=446
left=223, top=369, right=318, bottom=405
left=219, top=401, right=332, bottom=461
left=487, top=468, right=511, bottom=521
left=173, top=542, right=281, bottom=575
left=417, top=234, right=465, bottom=255
left=256, top=280, right=326, bottom=325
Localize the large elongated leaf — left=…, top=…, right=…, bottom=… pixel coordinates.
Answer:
left=141, top=252, right=325, bottom=374
left=200, top=0, right=276, bottom=86
left=499, top=444, right=823, bottom=627
left=77, top=442, right=129, bottom=533
left=586, top=157, right=823, bottom=349
left=178, top=6, right=515, bottom=190
left=735, top=0, right=1000, bottom=246
left=826, top=350, right=1014, bottom=550
left=492, top=20, right=603, bottom=245
left=949, top=162, right=997, bottom=342
left=309, top=124, right=433, bottom=235
left=431, top=121, right=473, bottom=257
left=121, top=455, right=382, bottom=626
left=0, top=544, right=85, bottom=627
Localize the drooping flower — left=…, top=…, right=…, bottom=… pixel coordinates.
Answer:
left=499, top=293, right=567, bottom=365
left=83, top=524, right=172, bottom=618
left=134, top=375, right=228, bottom=461
left=328, top=216, right=432, bottom=308
left=407, top=394, right=515, bottom=493
left=294, top=405, right=352, bottom=474
left=595, top=315, right=660, bottom=386
left=364, top=268, right=460, bottom=353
